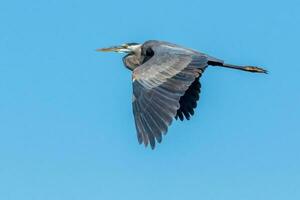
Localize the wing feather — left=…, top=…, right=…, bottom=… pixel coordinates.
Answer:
left=132, top=41, right=209, bottom=149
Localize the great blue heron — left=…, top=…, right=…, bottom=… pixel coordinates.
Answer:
left=97, top=40, right=267, bottom=149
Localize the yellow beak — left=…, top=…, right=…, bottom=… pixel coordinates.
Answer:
left=96, top=45, right=130, bottom=53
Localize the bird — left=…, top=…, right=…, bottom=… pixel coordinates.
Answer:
left=97, top=40, right=267, bottom=149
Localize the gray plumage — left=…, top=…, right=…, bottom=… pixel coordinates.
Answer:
left=97, top=40, right=267, bottom=149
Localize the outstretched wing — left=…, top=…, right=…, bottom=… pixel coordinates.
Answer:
left=132, top=41, right=209, bottom=149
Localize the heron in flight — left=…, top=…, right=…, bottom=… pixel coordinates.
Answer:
left=97, top=40, right=267, bottom=149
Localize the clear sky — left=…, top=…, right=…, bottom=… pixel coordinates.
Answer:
left=0, top=0, right=299, bottom=199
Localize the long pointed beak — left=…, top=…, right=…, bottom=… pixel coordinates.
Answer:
left=96, top=46, right=129, bottom=53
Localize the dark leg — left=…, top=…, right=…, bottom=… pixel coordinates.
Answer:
left=208, top=61, right=268, bottom=74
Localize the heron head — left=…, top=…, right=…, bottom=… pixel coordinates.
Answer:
left=96, top=43, right=141, bottom=54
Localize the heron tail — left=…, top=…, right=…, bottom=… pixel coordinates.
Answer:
left=208, top=61, right=268, bottom=74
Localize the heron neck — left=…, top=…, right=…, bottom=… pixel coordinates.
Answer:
left=123, top=54, right=141, bottom=71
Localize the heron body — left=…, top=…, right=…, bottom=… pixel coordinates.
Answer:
left=98, top=40, right=267, bottom=149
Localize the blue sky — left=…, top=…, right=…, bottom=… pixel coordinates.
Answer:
left=0, top=0, right=299, bottom=199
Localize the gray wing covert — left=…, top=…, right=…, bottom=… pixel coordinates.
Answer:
left=132, top=42, right=207, bottom=149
